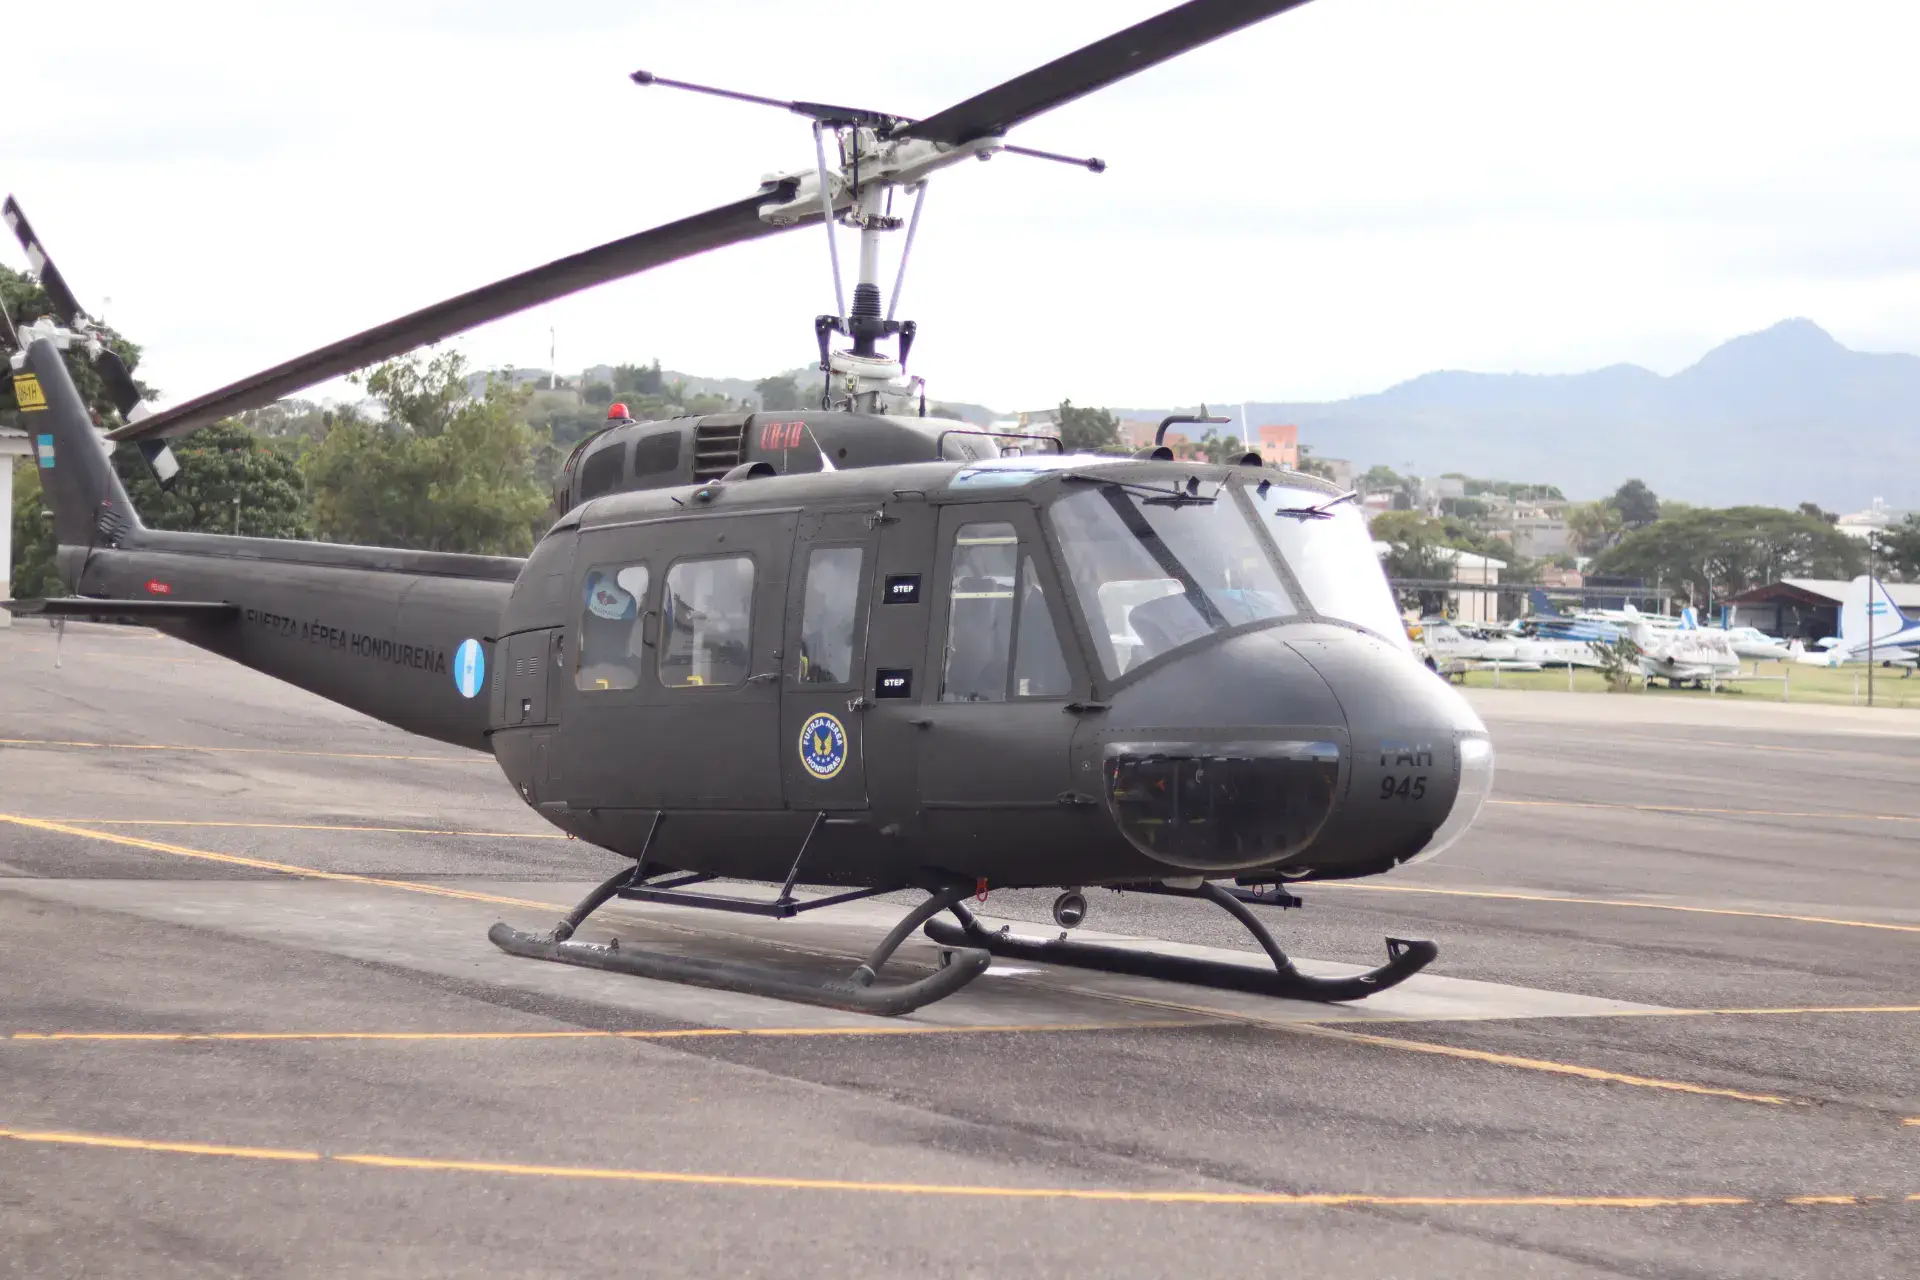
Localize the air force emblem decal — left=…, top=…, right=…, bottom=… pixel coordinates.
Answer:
left=797, top=712, right=848, bottom=780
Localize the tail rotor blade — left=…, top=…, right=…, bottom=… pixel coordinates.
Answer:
left=899, top=0, right=1317, bottom=145
left=2, top=196, right=85, bottom=324
left=5, top=196, right=183, bottom=486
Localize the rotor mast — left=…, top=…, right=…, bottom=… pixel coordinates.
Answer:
left=630, top=73, right=1105, bottom=418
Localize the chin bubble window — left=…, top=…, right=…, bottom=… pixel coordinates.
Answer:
left=661, top=556, right=754, bottom=688
left=576, top=564, right=649, bottom=691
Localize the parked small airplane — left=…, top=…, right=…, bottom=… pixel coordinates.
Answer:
left=1633, top=607, right=1741, bottom=688
left=1718, top=624, right=1795, bottom=661
left=1413, top=619, right=1542, bottom=677
left=1794, top=577, right=1920, bottom=672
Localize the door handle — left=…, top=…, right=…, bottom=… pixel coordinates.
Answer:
left=747, top=672, right=779, bottom=683
left=639, top=609, right=659, bottom=647
left=846, top=695, right=873, bottom=712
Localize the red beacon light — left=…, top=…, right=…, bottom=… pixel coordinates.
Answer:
left=606, top=402, right=630, bottom=421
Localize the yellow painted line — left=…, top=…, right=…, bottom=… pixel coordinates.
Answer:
left=0, top=815, right=561, bottom=913
left=1298, top=1004, right=1920, bottom=1027
left=1904, top=1118, right=1920, bottom=1127
left=1491, top=796, right=1920, bottom=827
left=6, top=1021, right=1217, bottom=1044
left=0, top=1124, right=1791, bottom=1207
left=31, top=818, right=564, bottom=840
left=0, top=1129, right=320, bottom=1162
left=1285, top=1024, right=1796, bottom=1106
left=0, top=738, right=487, bottom=764
left=1646, top=1004, right=1920, bottom=1018
left=1317, top=879, right=1920, bottom=934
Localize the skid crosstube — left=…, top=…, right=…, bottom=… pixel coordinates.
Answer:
left=924, top=882, right=1435, bottom=1003
left=488, top=878, right=991, bottom=1017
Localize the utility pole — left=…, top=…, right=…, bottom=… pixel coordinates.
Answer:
left=1868, top=537, right=1877, bottom=708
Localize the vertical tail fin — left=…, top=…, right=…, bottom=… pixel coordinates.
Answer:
left=1527, top=587, right=1563, bottom=618
left=1679, top=606, right=1697, bottom=630
left=13, top=338, right=143, bottom=582
left=1840, top=575, right=1907, bottom=650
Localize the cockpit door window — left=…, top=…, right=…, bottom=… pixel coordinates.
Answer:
left=575, top=564, right=649, bottom=691
left=939, top=522, right=1017, bottom=702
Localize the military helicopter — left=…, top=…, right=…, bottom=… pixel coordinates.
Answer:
left=3, top=0, right=1494, bottom=1016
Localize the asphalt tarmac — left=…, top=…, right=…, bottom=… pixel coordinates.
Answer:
left=2, top=622, right=1916, bottom=1279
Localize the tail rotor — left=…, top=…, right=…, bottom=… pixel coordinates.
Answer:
left=3, top=196, right=180, bottom=486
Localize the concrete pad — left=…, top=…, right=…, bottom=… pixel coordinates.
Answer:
left=0, top=876, right=1665, bottom=1032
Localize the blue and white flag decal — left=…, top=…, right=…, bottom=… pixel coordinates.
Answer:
left=453, top=638, right=486, bottom=699
left=35, top=434, right=54, bottom=469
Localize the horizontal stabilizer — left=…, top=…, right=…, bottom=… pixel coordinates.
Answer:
left=2, top=597, right=238, bottom=620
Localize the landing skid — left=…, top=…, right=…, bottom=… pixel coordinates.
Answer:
left=489, top=869, right=990, bottom=1017
left=923, top=882, right=1435, bottom=1003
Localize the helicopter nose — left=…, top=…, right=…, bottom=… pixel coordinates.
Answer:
left=1088, top=629, right=1350, bottom=873
left=1083, top=627, right=1492, bottom=877
left=1285, top=631, right=1495, bottom=878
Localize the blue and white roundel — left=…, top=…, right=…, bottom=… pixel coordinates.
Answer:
left=797, top=712, right=848, bottom=780
left=453, top=638, right=486, bottom=699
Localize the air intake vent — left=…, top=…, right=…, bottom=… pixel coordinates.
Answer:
left=692, top=414, right=750, bottom=482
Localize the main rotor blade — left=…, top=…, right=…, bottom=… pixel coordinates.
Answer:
left=111, top=183, right=805, bottom=444
left=898, top=0, right=1317, bottom=146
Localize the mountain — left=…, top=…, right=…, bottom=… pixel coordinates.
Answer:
left=1232, top=320, right=1920, bottom=508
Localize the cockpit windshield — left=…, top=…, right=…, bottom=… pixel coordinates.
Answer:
left=1047, top=483, right=1296, bottom=678
left=1252, top=485, right=1409, bottom=651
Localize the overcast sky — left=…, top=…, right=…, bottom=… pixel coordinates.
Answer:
left=7, top=0, right=1918, bottom=413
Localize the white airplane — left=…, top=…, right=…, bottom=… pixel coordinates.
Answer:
left=1794, top=577, right=1920, bottom=671
left=1719, top=625, right=1795, bottom=661
left=1413, top=619, right=1542, bottom=676
left=1634, top=607, right=1741, bottom=687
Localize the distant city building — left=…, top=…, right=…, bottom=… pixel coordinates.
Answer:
left=1372, top=540, right=1506, bottom=624
left=1836, top=497, right=1904, bottom=541
left=1494, top=505, right=1571, bottom=559
left=1541, top=564, right=1584, bottom=589
left=1119, top=419, right=1160, bottom=449
left=1254, top=423, right=1299, bottom=469
left=462, top=367, right=556, bottom=396
left=1308, top=455, right=1355, bottom=489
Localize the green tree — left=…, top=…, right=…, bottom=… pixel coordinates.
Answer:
left=1565, top=499, right=1625, bottom=555
left=582, top=381, right=614, bottom=408
left=1878, top=514, right=1920, bottom=580
left=9, top=464, right=59, bottom=597
left=613, top=361, right=664, bottom=397
left=1196, top=434, right=1245, bottom=464
left=1057, top=399, right=1122, bottom=452
left=113, top=420, right=310, bottom=538
left=755, top=374, right=803, bottom=411
left=1609, top=478, right=1660, bottom=528
left=1594, top=506, right=1863, bottom=610
left=303, top=354, right=549, bottom=555
left=1360, top=465, right=1405, bottom=494
left=683, top=391, right=734, bottom=416
left=1797, top=501, right=1838, bottom=524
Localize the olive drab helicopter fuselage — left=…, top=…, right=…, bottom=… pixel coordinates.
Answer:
left=5, top=0, right=1496, bottom=1014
